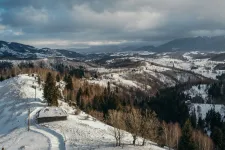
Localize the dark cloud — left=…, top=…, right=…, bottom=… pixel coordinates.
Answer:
left=0, top=0, right=225, bottom=48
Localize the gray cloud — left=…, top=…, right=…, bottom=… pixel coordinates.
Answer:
left=0, top=0, right=225, bottom=48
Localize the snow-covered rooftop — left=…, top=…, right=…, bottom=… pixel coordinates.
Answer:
left=38, top=107, right=67, bottom=118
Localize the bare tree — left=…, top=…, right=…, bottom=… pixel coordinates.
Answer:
left=193, top=130, right=214, bottom=150
left=174, top=122, right=181, bottom=149
left=108, top=110, right=125, bottom=146
left=162, top=122, right=181, bottom=150
left=162, top=121, right=169, bottom=148
left=140, top=110, right=159, bottom=146
left=125, top=108, right=142, bottom=146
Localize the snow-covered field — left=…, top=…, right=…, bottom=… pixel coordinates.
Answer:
left=190, top=103, right=225, bottom=120
left=0, top=75, right=164, bottom=150
left=184, top=84, right=209, bottom=102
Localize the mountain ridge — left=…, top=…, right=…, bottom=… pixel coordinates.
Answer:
left=1, top=35, right=225, bottom=59
left=0, top=40, right=84, bottom=59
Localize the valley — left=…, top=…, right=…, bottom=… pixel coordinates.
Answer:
left=0, top=40, right=225, bottom=150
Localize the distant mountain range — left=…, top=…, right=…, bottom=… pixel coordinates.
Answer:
left=73, top=36, right=225, bottom=52
left=1, top=36, right=225, bottom=59
left=0, top=41, right=83, bottom=59
left=155, top=36, right=225, bottom=51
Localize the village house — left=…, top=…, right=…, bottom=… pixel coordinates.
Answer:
left=37, top=107, right=68, bottom=123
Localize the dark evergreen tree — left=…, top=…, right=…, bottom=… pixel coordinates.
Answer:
left=76, top=87, right=82, bottom=107
left=107, top=81, right=111, bottom=94
left=179, top=119, right=196, bottom=150
left=56, top=74, right=61, bottom=82
left=197, top=116, right=205, bottom=131
left=205, top=108, right=222, bottom=131
left=222, top=124, right=225, bottom=150
left=37, top=76, right=41, bottom=85
left=190, top=110, right=197, bottom=128
left=0, top=76, right=4, bottom=81
left=208, top=83, right=222, bottom=99
left=211, top=127, right=223, bottom=150
left=115, top=86, right=119, bottom=93
left=84, top=87, right=90, bottom=97
left=63, top=74, right=68, bottom=82
left=65, top=75, right=73, bottom=90
left=80, top=98, right=85, bottom=110
left=43, top=72, right=59, bottom=106
left=69, top=66, right=85, bottom=78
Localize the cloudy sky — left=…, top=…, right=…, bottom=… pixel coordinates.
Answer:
left=0, top=0, right=225, bottom=48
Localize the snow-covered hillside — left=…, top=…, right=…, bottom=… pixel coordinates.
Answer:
left=0, top=40, right=83, bottom=59
left=185, top=84, right=225, bottom=121
left=184, top=84, right=209, bottom=102
left=0, top=75, right=164, bottom=150
left=190, top=103, right=225, bottom=120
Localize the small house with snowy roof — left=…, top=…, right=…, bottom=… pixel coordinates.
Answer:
left=37, top=107, right=68, bottom=123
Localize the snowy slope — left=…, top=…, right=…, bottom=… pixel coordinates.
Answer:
left=0, top=75, right=52, bottom=149
left=186, top=85, right=225, bottom=121
left=0, top=40, right=83, bottom=59
left=0, top=75, right=164, bottom=150
left=184, top=84, right=209, bottom=102
left=44, top=101, right=164, bottom=150
left=190, top=103, right=225, bottom=120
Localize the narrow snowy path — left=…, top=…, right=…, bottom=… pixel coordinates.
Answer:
left=30, top=108, right=66, bottom=150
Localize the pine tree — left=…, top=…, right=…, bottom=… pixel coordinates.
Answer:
left=190, top=110, right=197, bottom=128
left=63, top=74, right=68, bottom=82
left=44, top=72, right=59, bottom=106
left=76, top=87, right=82, bottom=107
left=211, top=127, right=223, bottom=150
left=0, top=76, right=4, bottom=81
left=56, top=74, right=61, bottom=82
left=84, top=87, right=90, bottom=97
left=37, top=76, right=41, bottom=86
left=107, top=81, right=111, bottom=94
left=205, top=108, right=222, bottom=131
left=197, top=116, right=205, bottom=131
left=179, top=119, right=196, bottom=150
left=51, top=87, right=59, bottom=106
left=80, top=98, right=85, bottom=110
left=66, top=75, right=73, bottom=90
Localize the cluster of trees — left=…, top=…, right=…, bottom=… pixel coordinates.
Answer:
left=179, top=119, right=214, bottom=150
left=147, top=86, right=190, bottom=126
left=0, top=61, right=13, bottom=70
left=205, top=109, right=225, bottom=150
left=67, top=80, right=218, bottom=149
left=75, top=83, right=122, bottom=116
left=178, top=94, right=225, bottom=149
left=18, top=62, right=34, bottom=69
left=54, top=64, right=85, bottom=78
left=107, top=108, right=213, bottom=150
left=108, top=108, right=159, bottom=146
left=208, top=73, right=225, bottom=103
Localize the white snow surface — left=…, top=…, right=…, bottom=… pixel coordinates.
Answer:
left=0, top=74, right=164, bottom=150
left=38, top=107, right=68, bottom=118
left=184, top=84, right=209, bottom=102
left=190, top=103, right=225, bottom=120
